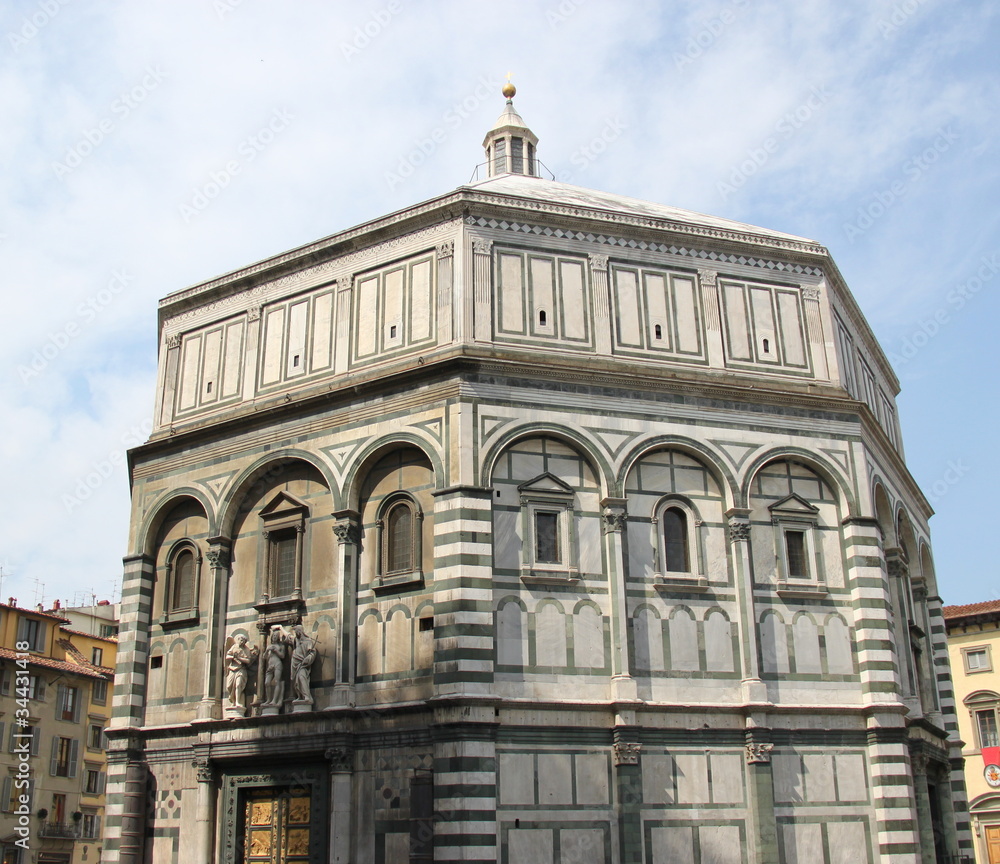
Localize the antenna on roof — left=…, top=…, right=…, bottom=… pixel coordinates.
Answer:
left=31, top=575, right=45, bottom=608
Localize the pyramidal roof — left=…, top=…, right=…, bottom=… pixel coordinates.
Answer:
left=472, top=81, right=817, bottom=245
left=463, top=172, right=818, bottom=245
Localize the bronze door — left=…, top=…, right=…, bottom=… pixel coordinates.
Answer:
left=243, top=788, right=312, bottom=864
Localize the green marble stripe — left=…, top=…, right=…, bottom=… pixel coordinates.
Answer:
left=433, top=756, right=496, bottom=772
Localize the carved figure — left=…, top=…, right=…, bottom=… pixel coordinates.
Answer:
left=290, top=624, right=317, bottom=704
left=261, top=626, right=289, bottom=708
left=225, top=634, right=258, bottom=712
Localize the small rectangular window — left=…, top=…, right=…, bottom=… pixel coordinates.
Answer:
left=92, top=678, right=108, bottom=705
left=535, top=511, right=560, bottom=564
left=150, top=655, right=163, bottom=669
left=967, top=648, right=990, bottom=671
left=978, top=709, right=1000, bottom=749
left=91, top=647, right=103, bottom=666
left=785, top=531, right=808, bottom=578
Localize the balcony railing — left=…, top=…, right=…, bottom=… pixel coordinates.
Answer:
left=38, top=821, right=79, bottom=839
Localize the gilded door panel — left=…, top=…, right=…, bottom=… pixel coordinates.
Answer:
left=242, top=788, right=312, bottom=864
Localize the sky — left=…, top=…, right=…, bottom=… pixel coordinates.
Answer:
left=0, top=0, right=996, bottom=609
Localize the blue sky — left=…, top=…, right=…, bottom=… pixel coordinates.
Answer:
left=0, top=0, right=996, bottom=607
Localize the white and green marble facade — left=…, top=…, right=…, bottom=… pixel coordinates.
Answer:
left=104, top=170, right=967, bottom=863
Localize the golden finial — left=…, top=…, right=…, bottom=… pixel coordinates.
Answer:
left=502, top=72, right=516, bottom=100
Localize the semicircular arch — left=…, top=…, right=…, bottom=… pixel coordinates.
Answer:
left=741, top=447, right=856, bottom=513
left=217, top=451, right=336, bottom=539
left=617, top=435, right=738, bottom=505
left=137, top=489, right=215, bottom=558
left=481, top=423, right=612, bottom=494
left=341, top=434, right=445, bottom=512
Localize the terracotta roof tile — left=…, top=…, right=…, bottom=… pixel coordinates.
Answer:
left=943, top=599, right=1000, bottom=620
left=0, top=646, right=112, bottom=680
left=0, top=602, right=71, bottom=623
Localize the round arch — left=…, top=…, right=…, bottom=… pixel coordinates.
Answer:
left=480, top=423, right=613, bottom=494
left=872, top=480, right=896, bottom=547
left=217, top=450, right=336, bottom=540
left=136, top=489, right=215, bottom=559
left=741, top=447, right=856, bottom=514
left=341, top=433, right=445, bottom=512
left=617, top=435, right=738, bottom=505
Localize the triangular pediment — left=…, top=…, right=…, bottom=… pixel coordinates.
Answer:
left=259, top=490, right=310, bottom=519
left=768, top=493, right=819, bottom=515
left=517, top=472, right=574, bottom=495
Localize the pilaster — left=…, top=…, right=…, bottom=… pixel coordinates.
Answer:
left=589, top=253, right=612, bottom=356
left=198, top=536, right=232, bottom=720
left=472, top=239, right=493, bottom=343
left=726, top=509, right=765, bottom=699
left=332, top=510, right=361, bottom=703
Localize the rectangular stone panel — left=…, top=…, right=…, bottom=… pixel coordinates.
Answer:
left=709, top=753, right=743, bottom=804
left=286, top=299, right=309, bottom=377
left=780, top=822, right=823, bottom=864
left=644, top=271, right=670, bottom=350
left=509, top=828, right=553, bottom=863
left=674, top=753, right=709, bottom=804
left=574, top=753, right=609, bottom=805
left=835, top=753, right=868, bottom=802
left=561, top=828, right=605, bottom=863
left=537, top=753, right=573, bottom=805
left=310, top=290, right=334, bottom=372
left=410, top=258, right=433, bottom=342
left=529, top=256, right=555, bottom=336
left=749, top=286, right=778, bottom=363
left=560, top=260, right=587, bottom=341
left=642, top=753, right=674, bottom=804
left=776, top=289, right=807, bottom=367
left=700, top=824, right=742, bottom=864
left=650, top=826, right=695, bottom=864
left=178, top=332, right=202, bottom=410
left=355, top=274, right=379, bottom=358
left=499, top=753, right=535, bottom=805
left=613, top=268, right=642, bottom=347
left=381, top=267, right=405, bottom=350
left=828, top=820, right=871, bottom=864
left=221, top=320, right=244, bottom=397
left=672, top=276, right=701, bottom=354
left=499, top=253, right=525, bottom=334
left=200, top=326, right=222, bottom=403
left=722, top=282, right=752, bottom=361
left=261, top=306, right=285, bottom=385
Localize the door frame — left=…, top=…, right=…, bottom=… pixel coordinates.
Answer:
left=221, top=763, right=329, bottom=864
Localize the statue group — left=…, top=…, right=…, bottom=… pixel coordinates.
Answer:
left=225, top=624, right=318, bottom=717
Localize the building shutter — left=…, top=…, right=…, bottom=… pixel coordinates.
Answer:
left=0, top=669, right=9, bottom=696
left=57, top=683, right=67, bottom=718
left=72, top=689, right=82, bottom=724
left=1, top=776, right=11, bottom=813
left=98, top=772, right=107, bottom=794
left=50, top=736, right=61, bottom=775
left=36, top=676, right=46, bottom=701
left=7, top=724, right=15, bottom=753
left=68, top=739, right=80, bottom=779
left=31, top=727, right=40, bottom=756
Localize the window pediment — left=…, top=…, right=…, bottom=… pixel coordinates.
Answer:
left=768, top=494, right=819, bottom=522
left=517, top=472, right=574, bottom=499
left=260, top=491, right=310, bottom=527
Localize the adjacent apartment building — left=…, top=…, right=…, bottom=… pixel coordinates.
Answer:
left=945, top=600, right=1000, bottom=864
left=104, top=85, right=967, bottom=863
left=0, top=600, right=116, bottom=864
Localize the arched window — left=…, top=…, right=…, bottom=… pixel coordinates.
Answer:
left=385, top=500, right=414, bottom=574
left=663, top=508, right=689, bottom=573
left=172, top=549, right=195, bottom=610
left=375, top=494, right=424, bottom=591
left=162, top=542, right=201, bottom=623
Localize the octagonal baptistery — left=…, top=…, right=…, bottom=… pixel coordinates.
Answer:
left=105, top=88, right=968, bottom=864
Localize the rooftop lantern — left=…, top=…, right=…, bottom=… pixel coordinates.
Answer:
left=482, top=77, right=539, bottom=178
